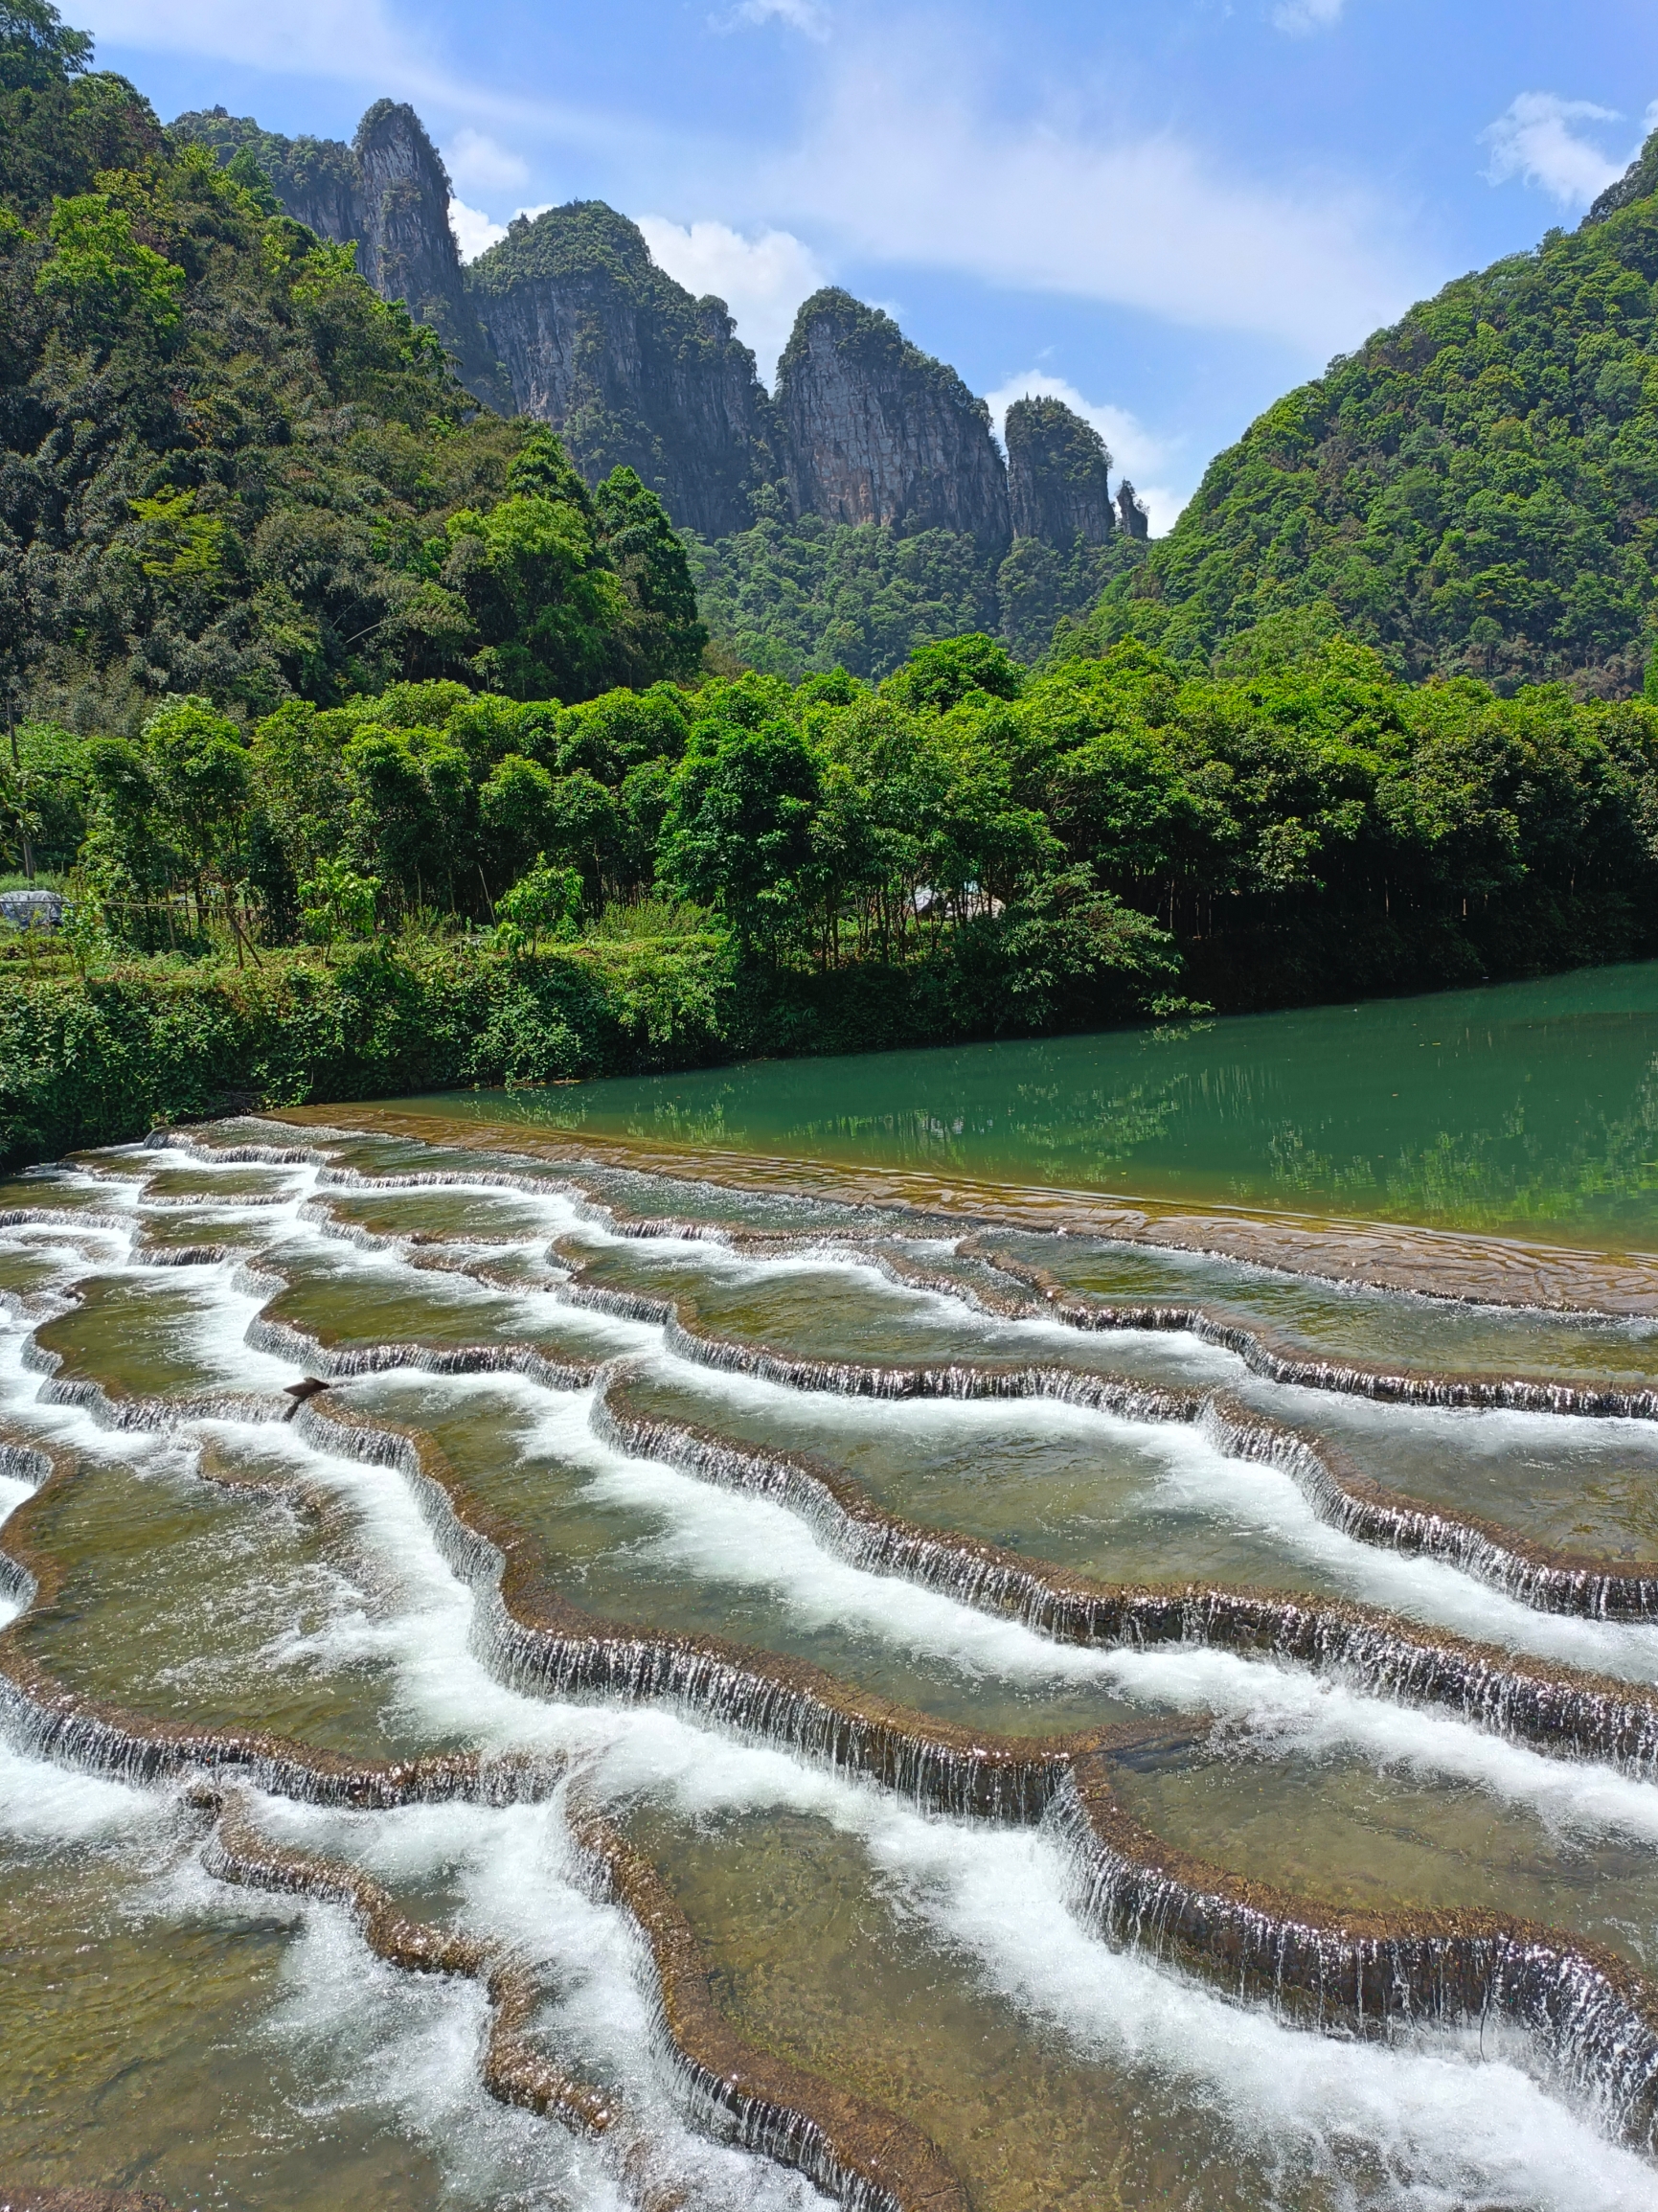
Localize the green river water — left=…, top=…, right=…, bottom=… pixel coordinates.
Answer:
left=11, top=969, right=1658, bottom=2209
left=383, top=960, right=1658, bottom=1246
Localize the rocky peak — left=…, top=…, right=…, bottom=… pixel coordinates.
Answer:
left=1116, top=481, right=1149, bottom=540
left=170, top=102, right=510, bottom=413
left=465, top=202, right=777, bottom=538
left=350, top=102, right=511, bottom=411
left=774, top=290, right=1011, bottom=552
left=1004, top=396, right=1115, bottom=545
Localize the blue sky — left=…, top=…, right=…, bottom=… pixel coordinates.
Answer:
left=76, top=0, right=1658, bottom=529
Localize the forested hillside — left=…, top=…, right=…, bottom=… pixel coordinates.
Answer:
left=0, top=22, right=701, bottom=732
left=172, top=110, right=1137, bottom=678
left=1081, top=132, right=1658, bottom=697
left=9, top=1, right=1658, bottom=1169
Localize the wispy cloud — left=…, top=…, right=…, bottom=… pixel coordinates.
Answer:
left=448, top=197, right=507, bottom=260
left=1271, top=0, right=1343, bottom=34
left=444, top=126, right=529, bottom=195
left=80, top=0, right=415, bottom=84
left=86, top=0, right=1419, bottom=364
left=78, top=0, right=625, bottom=148
left=715, top=0, right=829, bottom=37
left=636, top=217, right=826, bottom=380
left=1480, top=92, right=1625, bottom=205
left=752, top=33, right=1417, bottom=356
left=983, top=369, right=1189, bottom=536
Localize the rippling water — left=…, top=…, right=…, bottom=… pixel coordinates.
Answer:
left=8, top=1118, right=1658, bottom=2208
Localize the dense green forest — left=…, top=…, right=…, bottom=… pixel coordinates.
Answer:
left=10, top=619, right=1658, bottom=1163
left=0, top=10, right=702, bottom=732
left=7, top=1, right=1658, bottom=1166
left=688, top=490, right=1125, bottom=680
left=1087, top=138, right=1658, bottom=696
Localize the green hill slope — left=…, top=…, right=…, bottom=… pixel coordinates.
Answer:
left=1082, top=133, right=1658, bottom=697
left=0, top=15, right=700, bottom=731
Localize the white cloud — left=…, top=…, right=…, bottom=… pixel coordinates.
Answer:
left=984, top=370, right=1189, bottom=536
left=717, top=0, right=829, bottom=36
left=1272, top=0, right=1343, bottom=33
left=637, top=216, right=827, bottom=381
left=87, top=0, right=1419, bottom=364
left=77, top=0, right=624, bottom=152
left=79, top=0, right=412, bottom=82
left=1480, top=93, right=1625, bottom=206
left=448, top=196, right=508, bottom=261
left=751, top=37, right=1417, bottom=357
left=444, top=126, right=529, bottom=195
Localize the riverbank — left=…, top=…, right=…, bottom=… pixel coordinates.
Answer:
left=0, top=919, right=1169, bottom=1173
left=0, top=936, right=727, bottom=1172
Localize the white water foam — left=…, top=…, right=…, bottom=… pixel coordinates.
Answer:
left=239, top=1405, right=1658, bottom=2203
left=325, top=1365, right=1658, bottom=1848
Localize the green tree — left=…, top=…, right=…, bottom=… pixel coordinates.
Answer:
left=479, top=751, right=556, bottom=893
left=494, top=854, right=581, bottom=954
left=658, top=716, right=822, bottom=955
left=35, top=188, right=184, bottom=341
left=593, top=467, right=708, bottom=682
left=298, top=855, right=379, bottom=959
left=0, top=0, right=89, bottom=92
left=882, top=633, right=1025, bottom=713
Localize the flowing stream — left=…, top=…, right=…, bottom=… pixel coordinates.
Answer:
left=12, top=1012, right=1658, bottom=2206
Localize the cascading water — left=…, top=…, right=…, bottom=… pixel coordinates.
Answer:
left=11, top=1117, right=1658, bottom=2208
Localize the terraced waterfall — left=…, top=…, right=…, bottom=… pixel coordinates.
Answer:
left=14, top=1067, right=1658, bottom=2206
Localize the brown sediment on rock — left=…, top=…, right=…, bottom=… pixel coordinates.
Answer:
left=590, top=1372, right=1658, bottom=1777
left=1057, top=1749, right=1658, bottom=2152
left=262, top=1102, right=1658, bottom=1315
left=98, top=1132, right=1658, bottom=1618
left=21, top=1319, right=293, bottom=1435
left=151, top=1386, right=1658, bottom=2149
left=201, top=1387, right=1658, bottom=2157
left=155, top=1141, right=1658, bottom=1628
left=200, top=1785, right=620, bottom=2136
left=568, top=1798, right=970, bottom=2212
left=1, top=1200, right=236, bottom=1270
left=205, top=1779, right=968, bottom=2212
left=311, top=1181, right=1658, bottom=1615
left=0, top=1433, right=555, bottom=1807
left=245, top=1304, right=598, bottom=1395
left=0, top=1431, right=969, bottom=2210
left=567, top=1266, right=1658, bottom=1621
left=0, top=2187, right=172, bottom=2210
left=48, top=1129, right=1658, bottom=1620
left=11, top=1406, right=1658, bottom=2164
left=293, top=1392, right=1092, bottom=1819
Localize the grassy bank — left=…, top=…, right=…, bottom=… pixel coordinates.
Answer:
left=1, top=912, right=1176, bottom=1170
left=0, top=934, right=738, bottom=1171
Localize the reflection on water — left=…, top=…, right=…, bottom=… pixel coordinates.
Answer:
left=374, top=960, right=1658, bottom=1245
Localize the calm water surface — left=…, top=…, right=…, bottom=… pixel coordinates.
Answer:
left=380, top=961, right=1658, bottom=1245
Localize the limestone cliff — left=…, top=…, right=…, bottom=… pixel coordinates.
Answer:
left=1004, top=397, right=1115, bottom=545
left=774, top=290, right=1011, bottom=552
left=173, top=102, right=1124, bottom=591
left=464, top=202, right=777, bottom=538
left=170, top=103, right=511, bottom=413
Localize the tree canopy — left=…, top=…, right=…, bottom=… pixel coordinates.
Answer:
left=0, top=15, right=705, bottom=734
left=1079, top=132, right=1658, bottom=697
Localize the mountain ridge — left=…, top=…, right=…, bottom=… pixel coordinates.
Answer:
left=171, top=104, right=1127, bottom=563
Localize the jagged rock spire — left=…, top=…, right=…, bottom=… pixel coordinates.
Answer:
left=1005, top=396, right=1115, bottom=544
left=774, top=290, right=1011, bottom=552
